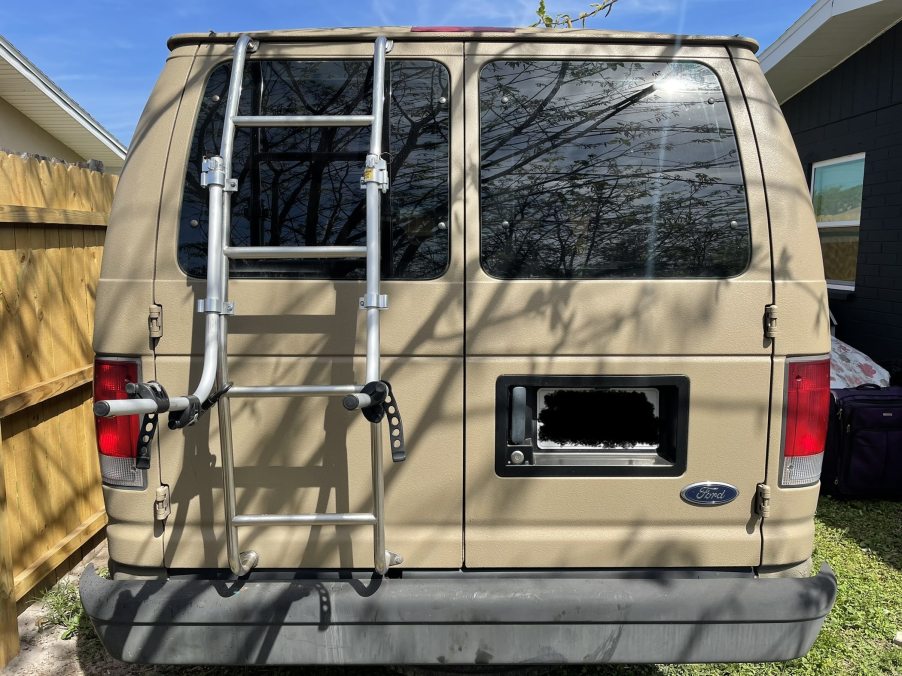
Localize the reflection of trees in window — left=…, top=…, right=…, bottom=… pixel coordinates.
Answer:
left=814, top=185, right=862, bottom=222
left=179, top=60, right=450, bottom=279
left=479, top=60, right=750, bottom=278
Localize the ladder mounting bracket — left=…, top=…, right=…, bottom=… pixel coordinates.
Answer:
left=200, top=156, right=226, bottom=188
left=360, top=294, right=388, bottom=310
left=196, top=298, right=235, bottom=315
left=361, top=154, right=389, bottom=193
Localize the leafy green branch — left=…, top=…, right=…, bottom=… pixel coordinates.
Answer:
left=532, top=0, right=619, bottom=28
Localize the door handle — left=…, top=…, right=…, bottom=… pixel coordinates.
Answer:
left=511, top=386, right=528, bottom=445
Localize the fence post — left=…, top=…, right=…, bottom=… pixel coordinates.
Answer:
left=0, top=423, right=20, bottom=667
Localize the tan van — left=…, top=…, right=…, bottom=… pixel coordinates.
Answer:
left=81, top=27, right=837, bottom=666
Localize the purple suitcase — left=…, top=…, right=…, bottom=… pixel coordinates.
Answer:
left=822, top=384, right=902, bottom=499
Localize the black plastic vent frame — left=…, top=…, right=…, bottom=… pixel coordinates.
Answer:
left=495, top=375, right=690, bottom=478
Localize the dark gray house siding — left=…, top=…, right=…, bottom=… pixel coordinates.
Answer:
left=781, top=19, right=902, bottom=368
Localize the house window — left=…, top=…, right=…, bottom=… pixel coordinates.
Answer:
left=811, top=153, right=865, bottom=290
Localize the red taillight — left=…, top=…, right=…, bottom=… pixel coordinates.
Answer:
left=94, top=358, right=144, bottom=487
left=782, top=358, right=831, bottom=486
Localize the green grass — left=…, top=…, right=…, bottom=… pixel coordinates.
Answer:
left=645, top=497, right=902, bottom=676
left=39, top=580, right=86, bottom=640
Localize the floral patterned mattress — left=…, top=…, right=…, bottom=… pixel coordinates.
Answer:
left=830, top=336, right=889, bottom=389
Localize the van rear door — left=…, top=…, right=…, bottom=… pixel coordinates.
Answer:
left=463, top=42, right=773, bottom=568
left=153, top=39, right=465, bottom=570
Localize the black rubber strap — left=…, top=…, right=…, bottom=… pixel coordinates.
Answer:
left=126, top=381, right=169, bottom=469
left=382, top=382, right=405, bottom=463
left=136, top=413, right=157, bottom=470
left=168, top=396, right=201, bottom=430
left=360, top=381, right=388, bottom=423
left=202, top=382, right=233, bottom=411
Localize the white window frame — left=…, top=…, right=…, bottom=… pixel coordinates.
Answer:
left=810, top=152, right=865, bottom=291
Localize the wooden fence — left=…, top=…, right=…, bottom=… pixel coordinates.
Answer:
left=0, top=151, right=117, bottom=666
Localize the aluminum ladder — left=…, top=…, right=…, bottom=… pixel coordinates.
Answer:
left=93, top=34, right=404, bottom=576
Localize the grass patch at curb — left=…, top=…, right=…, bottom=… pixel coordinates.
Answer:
left=641, top=497, right=902, bottom=676
left=39, top=581, right=86, bottom=640
left=804, top=497, right=902, bottom=675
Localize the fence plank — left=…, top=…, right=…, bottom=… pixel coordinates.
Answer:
left=0, top=365, right=93, bottom=420
left=0, top=150, right=113, bottom=660
left=0, top=152, right=117, bottom=212
left=12, top=510, right=106, bottom=603
left=0, top=426, right=19, bottom=667
left=0, top=205, right=108, bottom=228
left=0, top=226, right=18, bottom=396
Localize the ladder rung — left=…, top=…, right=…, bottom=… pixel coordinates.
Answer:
left=232, top=115, right=374, bottom=128
left=224, top=246, right=367, bottom=260
left=232, top=513, right=377, bottom=527
left=228, top=385, right=361, bottom=398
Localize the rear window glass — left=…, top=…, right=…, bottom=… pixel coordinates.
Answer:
left=479, top=60, right=750, bottom=279
left=179, top=60, right=450, bottom=279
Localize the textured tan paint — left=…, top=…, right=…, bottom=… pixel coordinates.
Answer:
left=93, top=35, right=827, bottom=573
left=93, top=48, right=198, bottom=355
left=93, top=53, right=199, bottom=566
left=465, top=357, right=768, bottom=567
left=730, top=49, right=830, bottom=358
left=464, top=44, right=772, bottom=358
left=144, top=43, right=465, bottom=569
left=462, top=42, right=773, bottom=568
left=731, top=48, right=829, bottom=566
left=156, top=356, right=462, bottom=569
left=761, top=357, right=824, bottom=566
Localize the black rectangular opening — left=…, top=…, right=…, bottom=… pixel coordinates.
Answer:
left=495, top=376, right=689, bottom=478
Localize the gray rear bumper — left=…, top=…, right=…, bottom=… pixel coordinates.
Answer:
left=80, top=564, right=836, bottom=665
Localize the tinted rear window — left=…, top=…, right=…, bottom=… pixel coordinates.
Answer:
left=479, top=60, right=750, bottom=279
left=179, top=60, right=450, bottom=279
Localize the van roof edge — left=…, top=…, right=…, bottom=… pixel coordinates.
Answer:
left=166, top=27, right=759, bottom=53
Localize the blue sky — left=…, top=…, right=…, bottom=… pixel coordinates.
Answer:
left=1, top=0, right=815, bottom=146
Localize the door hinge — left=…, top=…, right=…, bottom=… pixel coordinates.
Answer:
left=755, top=483, right=771, bottom=518
left=154, top=485, right=171, bottom=521
left=764, top=304, right=778, bottom=339
left=148, top=304, right=163, bottom=341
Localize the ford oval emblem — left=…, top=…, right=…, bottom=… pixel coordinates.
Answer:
left=681, top=482, right=739, bottom=507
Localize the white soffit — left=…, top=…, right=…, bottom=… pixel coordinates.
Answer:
left=761, top=0, right=902, bottom=103
left=0, top=35, right=126, bottom=169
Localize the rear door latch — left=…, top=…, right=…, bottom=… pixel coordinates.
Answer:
left=756, top=483, right=771, bottom=518
left=764, top=304, right=778, bottom=340
left=148, top=304, right=163, bottom=341
left=154, top=485, right=171, bottom=521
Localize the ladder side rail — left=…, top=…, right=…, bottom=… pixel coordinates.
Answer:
left=216, top=34, right=259, bottom=577
left=365, top=36, right=388, bottom=386
left=194, top=24, right=250, bottom=402
left=93, top=36, right=257, bottom=419
left=366, top=36, right=390, bottom=574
